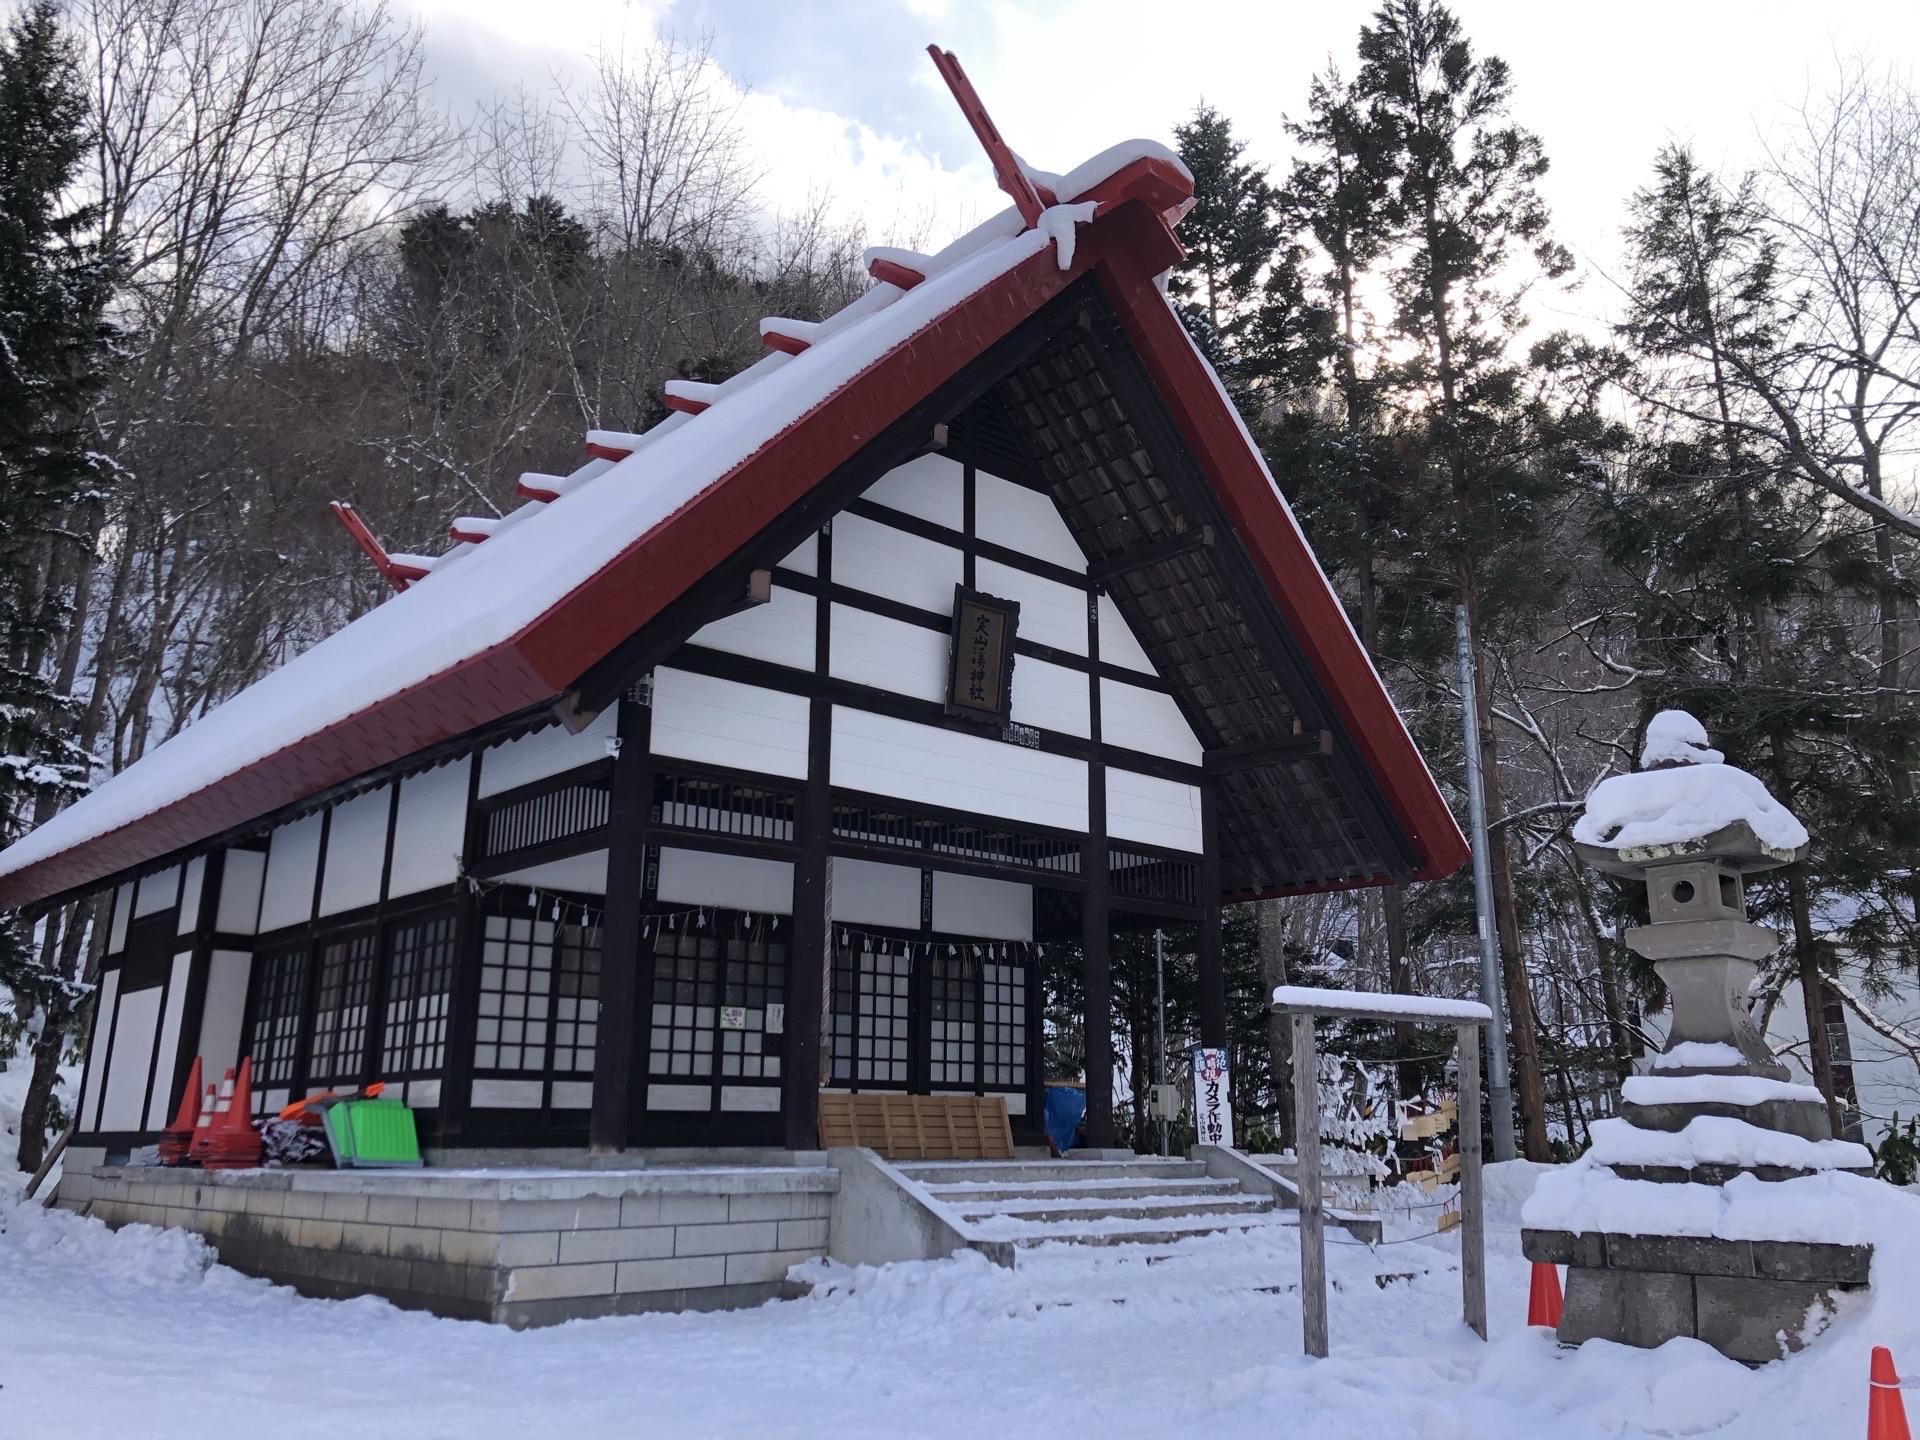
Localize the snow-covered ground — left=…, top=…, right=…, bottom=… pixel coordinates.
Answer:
left=3, top=1155, right=1919, bottom=1438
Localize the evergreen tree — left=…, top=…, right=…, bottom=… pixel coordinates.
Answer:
left=1350, top=0, right=1583, bottom=1160
left=0, top=0, right=111, bottom=845
left=1168, top=105, right=1322, bottom=414
left=0, top=0, right=117, bottom=1169
left=1602, top=144, right=1920, bottom=1136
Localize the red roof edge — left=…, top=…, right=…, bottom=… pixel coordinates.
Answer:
left=0, top=166, right=1462, bottom=910
left=1089, top=203, right=1469, bottom=883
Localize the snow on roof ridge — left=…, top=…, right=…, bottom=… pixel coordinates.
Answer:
left=0, top=220, right=1060, bottom=885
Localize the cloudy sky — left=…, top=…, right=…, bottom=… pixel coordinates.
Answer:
left=404, top=0, right=1919, bottom=329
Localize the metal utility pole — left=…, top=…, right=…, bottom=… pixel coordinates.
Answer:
left=1155, top=928, right=1170, bottom=1157
left=1454, top=604, right=1517, bottom=1163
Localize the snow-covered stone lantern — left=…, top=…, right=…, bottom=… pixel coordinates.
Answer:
left=1521, top=710, right=1878, bottom=1365
left=1572, top=711, right=1808, bottom=1098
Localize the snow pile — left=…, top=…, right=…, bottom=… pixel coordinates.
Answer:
left=1650, top=1041, right=1746, bottom=1071
left=1035, top=201, right=1098, bottom=269
left=1586, top=1115, right=1872, bottom=1173
left=1641, top=710, right=1725, bottom=769
left=9, top=1158, right=1920, bottom=1435
left=1523, top=1156, right=1902, bottom=1245
left=1270, top=985, right=1492, bottom=1022
left=1573, top=707, right=1807, bottom=854
left=1623, top=1073, right=1828, bottom=1108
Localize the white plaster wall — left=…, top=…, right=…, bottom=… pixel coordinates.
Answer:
left=656, top=847, right=795, bottom=914
left=832, top=512, right=964, bottom=616
left=496, top=850, right=609, bottom=895
left=830, top=605, right=947, bottom=703
left=831, top=857, right=921, bottom=929
left=862, top=453, right=964, bottom=530
left=176, top=857, right=206, bottom=934
left=195, top=949, right=253, bottom=1084
left=931, top=872, right=1033, bottom=941
left=975, top=470, right=1085, bottom=572
left=1009, top=655, right=1090, bottom=738
left=99, top=985, right=161, bottom=1132
left=143, top=951, right=194, bottom=1129
left=780, top=533, right=818, bottom=576
left=257, top=813, right=324, bottom=933
left=107, top=884, right=132, bottom=954
left=686, top=585, right=816, bottom=671
left=1099, top=678, right=1203, bottom=764
left=317, top=786, right=390, bottom=916
left=831, top=706, right=1088, bottom=833
left=1105, top=768, right=1204, bottom=853
left=1098, top=594, right=1156, bottom=673
left=388, top=762, right=469, bottom=899
left=215, top=850, right=266, bottom=934
left=82, top=969, right=121, bottom=1129
left=133, top=866, right=181, bottom=918
left=478, top=711, right=615, bottom=799
left=975, top=558, right=1086, bottom=655
left=651, top=667, right=810, bottom=779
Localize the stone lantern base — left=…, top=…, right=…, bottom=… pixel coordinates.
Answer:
left=1521, top=1226, right=1870, bottom=1365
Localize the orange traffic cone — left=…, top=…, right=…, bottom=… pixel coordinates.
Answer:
left=202, top=1056, right=263, bottom=1170
left=189, top=1068, right=234, bottom=1163
left=157, top=1056, right=203, bottom=1165
left=1527, top=1262, right=1564, bottom=1328
left=1871, top=1347, right=1912, bottom=1440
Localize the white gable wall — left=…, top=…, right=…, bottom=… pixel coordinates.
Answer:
left=862, top=453, right=964, bottom=529
left=686, top=585, right=816, bottom=671
left=829, top=605, right=946, bottom=703
left=1099, top=678, right=1203, bottom=765
left=831, top=706, right=1088, bottom=833
left=832, top=512, right=963, bottom=615
left=651, top=667, right=810, bottom=779
left=975, top=471, right=1086, bottom=572
left=976, top=558, right=1086, bottom=655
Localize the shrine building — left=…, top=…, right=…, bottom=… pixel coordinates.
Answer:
left=0, top=63, right=1466, bottom=1172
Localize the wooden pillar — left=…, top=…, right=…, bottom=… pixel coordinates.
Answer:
left=1197, top=781, right=1226, bottom=1048
left=1081, top=752, right=1115, bottom=1149
left=1457, top=1021, right=1488, bottom=1340
left=1292, top=1010, right=1327, bottom=1358
left=784, top=694, right=832, bottom=1150
left=590, top=692, right=653, bottom=1153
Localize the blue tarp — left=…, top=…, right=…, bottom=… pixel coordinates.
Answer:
left=1044, top=1085, right=1087, bottom=1155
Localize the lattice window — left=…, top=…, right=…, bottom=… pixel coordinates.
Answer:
left=927, top=953, right=977, bottom=1087
left=474, top=916, right=553, bottom=1073
left=1109, top=848, right=1198, bottom=905
left=831, top=943, right=911, bottom=1086
left=308, top=930, right=378, bottom=1087
left=552, top=922, right=601, bottom=1074
left=830, top=800, right=1081, bottom=875
left=381, top=912, right=458, bottom=1076
left=248, top=944, right=309, bottom=1091
left=648, top=913, right=784, bottom=1082
left=981, top=956, right=1029, bottom=1091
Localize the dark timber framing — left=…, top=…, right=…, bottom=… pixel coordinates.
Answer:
left=57, top=267, right=1463, bottom=1156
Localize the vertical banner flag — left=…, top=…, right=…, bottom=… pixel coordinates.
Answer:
left=1191, top=1046, right=1233, bottom=1146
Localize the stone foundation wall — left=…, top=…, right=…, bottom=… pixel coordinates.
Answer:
left=55, top=1157, right=836, bottom=1328
left=1523, top=1227, right=1870, bottom=1365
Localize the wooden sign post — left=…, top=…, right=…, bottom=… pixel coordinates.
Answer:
left=1272, top=986, right=1494, bottom=1358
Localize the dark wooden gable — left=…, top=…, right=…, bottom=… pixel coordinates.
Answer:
left=947, top=292, right=1418, bottom=897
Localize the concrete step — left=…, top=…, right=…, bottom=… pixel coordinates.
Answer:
left=952, top=1194, right=1271, bottom=1225
left=997, top=1209, right=1298, bottom=1249
left=925, top=1176, right=1239, bottom=1204
left=896, top=1158, right=1210, bottom=1186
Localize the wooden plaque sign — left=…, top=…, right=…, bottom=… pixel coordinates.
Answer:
left=946, top=586, right=1019, bottom=724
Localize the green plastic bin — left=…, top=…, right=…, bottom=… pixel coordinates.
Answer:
left=321, top=1097, right=423, bottom=1168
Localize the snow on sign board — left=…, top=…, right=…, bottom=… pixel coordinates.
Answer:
left=1192, top=1046, right=1232, bottom=1146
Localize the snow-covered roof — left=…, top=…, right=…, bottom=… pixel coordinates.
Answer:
left=0, top=132, right=1466, bottom=910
